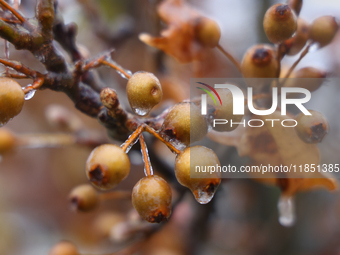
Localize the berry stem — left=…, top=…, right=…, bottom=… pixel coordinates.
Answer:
left=23, top=77, right=44, bottom=93
left=0, top=0, right=25, bottom=23
left=281, top=42, right=312, bottom=85
left=121, top=125, right=144, bottom=152
left=139, top=133, right=153, bottom=176
left=78, top=53, right=131, bottom=79
left=144, top=125, right=181, bottom=154
left=102, top=60, right=131, bottom=79
left=99, top=190, right=131, bottom=201
left=216, top=44, right=242, bottom=73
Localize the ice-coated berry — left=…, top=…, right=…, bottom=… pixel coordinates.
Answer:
left=175, top=146, right=221, bottom=204
left=126, top=71, right=162, bottom=116
left=132, top=175, right=172, bottom=223
left=160, top=102, right=208, bottom=147
left=86, top=144, right=130, bottom=190
left=0, top=77, right=25, bottom=125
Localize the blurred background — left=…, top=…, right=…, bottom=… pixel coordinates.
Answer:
left=0, top=0, right=340, bottom=254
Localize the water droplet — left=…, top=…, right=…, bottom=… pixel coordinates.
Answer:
left=309, top=43, right=320, bottom=53
left=140, top=136, right=153, bottom=176
left=133, top=107, right=150, bottom=116
left=107, top=59, right=132, bottom=80
left=24, top=88, right=36, bottom=100
left=192, top=188, right=216, bottom=204
left=278, top=196, right=296, bottom=227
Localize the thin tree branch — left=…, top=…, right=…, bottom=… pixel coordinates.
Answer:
left=216, top=44, right=242, bottom=73
left=0, top=0, right=25, bottom=23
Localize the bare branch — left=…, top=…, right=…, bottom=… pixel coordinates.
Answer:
left=0, top=57, right=41, bottom=77
left=36, top=0, right=54, bottom=37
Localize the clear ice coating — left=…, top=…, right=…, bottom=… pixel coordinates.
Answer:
left=139, top=135, right=154, bottom=176
left=309, top=43, right=320, bottom=53
left=192, top=188, right=216, bottom=204
left=278, top=196, right=296, bottom=227
left=108, top=59, right=132, bottom=80
left=4, top=41, right=10, bottom=59
left=24, top=88, right=36, bottom=100
left=120, top=134, right=139, bottom=153
left=167, top=137, right=187, bottom=152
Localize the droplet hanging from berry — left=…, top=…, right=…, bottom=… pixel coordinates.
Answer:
left=126, top=71, right=163, bottom=116
left=174, top=146, right=221, bottom=204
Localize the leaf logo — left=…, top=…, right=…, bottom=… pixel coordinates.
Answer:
left=196, top=82, right=222, bottom=106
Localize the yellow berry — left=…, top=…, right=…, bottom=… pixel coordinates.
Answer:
left=263, top=4, right=297, bottom=44
left=194, top=17, right=221, bottom=48
left=309, top=16, right=339, bottom=48
left=86, top=144, right=130, bottom=190
left=160, top=102, right=208, bottom=147
left=93, top=212, right=125, bottom=237
left=126, top=72, right=163, bottom=116
left=295, top=110, right=329, bottom=143
left=0, top=77, right=25, bottom=125
left=241, top=44, right=279, bottom=78
left=175, top=146, right=221, bottom=204
left=69, top=184, right=99, bottom=212
left=132, top=175, right=172, bottom=223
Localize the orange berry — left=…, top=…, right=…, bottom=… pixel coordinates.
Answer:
left=285, top=18, right=309, bottom=56
left=175, top=146, right=221, bottom=204
left=309, top=16, right=339, bottom=48
left=49, top=241, right=79, bottom=255
left=284, top=67, right=326, bottom=92
left=126, top=72, right=163, bottom=116
left=69, top=184, right=99, bottom=212
left=263, top=4, right=297, bottom=44
left=194, top=17, right=221, bottom=48
left=86, top=144, right=130, bottom=190
left=0, top=128, right=16, bottom=154
left=241, top=44, right=279, bottom=78
left=132, top=175, right=172, bottom=223
left=0, top=77, right=24, bottom=126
